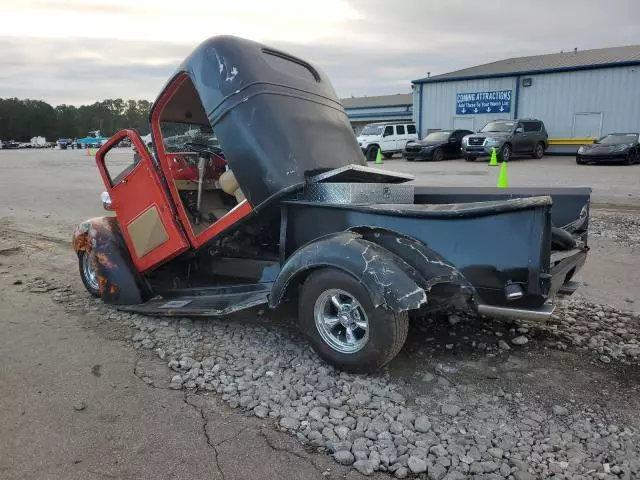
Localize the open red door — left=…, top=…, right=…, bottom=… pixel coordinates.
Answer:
left=95, top=129, right=189, bottom=273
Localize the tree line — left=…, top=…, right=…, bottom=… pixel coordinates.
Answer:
left=0, top=98, right=153, bottom=142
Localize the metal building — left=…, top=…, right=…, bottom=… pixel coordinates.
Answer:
left=340, top=94, right=413, bottom=135
left=412, top=45, right=640, bottom=140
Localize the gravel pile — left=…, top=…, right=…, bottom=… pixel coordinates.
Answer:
left=589, top=212, right=640, bottom=245
left=41, top=279, right=640, bottom=479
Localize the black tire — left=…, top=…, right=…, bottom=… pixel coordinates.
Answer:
left=78, top=250, right=100, bottom=297
left=625, top=152, right=635, bottom=165
left=532, top=142, right=545, bottom=159
left=405, top=156, right=415, bottom=162
left=576, top=157, right=585, bottom=165
left=499, top=144, right=512, bottom=162
left=432, top=148, right=444, bottom=162
left=464, top=155, right=476, bottom=162
left=365, top=145, right=378, bottom=162
left=299, top=269, right=409, bottom=373
left=383, top=152, right=393, bottom=159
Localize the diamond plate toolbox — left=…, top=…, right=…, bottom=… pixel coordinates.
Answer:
left=298, top=182, right=415, bottom=204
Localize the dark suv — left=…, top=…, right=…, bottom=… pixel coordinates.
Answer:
left=462, top=118, right=548, bottom=162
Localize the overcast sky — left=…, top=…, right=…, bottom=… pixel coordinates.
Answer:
left=1, top=0, right=639, bottom=105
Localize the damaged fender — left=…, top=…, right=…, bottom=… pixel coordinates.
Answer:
left=269, top=231, right=428, bottom=312
left=350, top=226, right=475, bottom=307
left=72, top=216, right=145, bottom=305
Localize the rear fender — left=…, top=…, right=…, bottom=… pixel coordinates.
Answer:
left=73, top=216, right=145, bottom=305
left=269, top=231, right=427, bottom=312
left=350, top=226, right=475, bottom=308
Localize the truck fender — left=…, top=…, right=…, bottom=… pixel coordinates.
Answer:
left=72, top=216, right=145, bottom=305
left=349, top=226, right=475, bottom=309
left=349, top=227, right=472, bottom=289
left=269, top=231, right=428, bottom=312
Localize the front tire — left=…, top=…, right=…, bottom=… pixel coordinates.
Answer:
left=299, top=269, right=409, bottom=373
left=499, top=144, right=512, bottom=162
left=432, top=148, right=444, bottom=162
left=78, top=250, right=100, bottom=297
left=464, top=155, right=476, bottom=162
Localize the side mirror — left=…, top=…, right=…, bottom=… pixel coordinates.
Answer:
left=101, top=191, right=113, bottom=211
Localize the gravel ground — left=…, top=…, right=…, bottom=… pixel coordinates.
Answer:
left=588, top=212, right=640, bottom=246
left=29, top=271, right=637, bottom=480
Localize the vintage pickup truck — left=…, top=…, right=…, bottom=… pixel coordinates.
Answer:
left=72, top=35, right=590, bottom=372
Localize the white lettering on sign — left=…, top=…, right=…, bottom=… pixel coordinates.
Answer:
left=456, top=90, right=512, bottom=115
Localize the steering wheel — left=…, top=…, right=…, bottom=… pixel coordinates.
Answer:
left=185, top=141, right=223, bottom=158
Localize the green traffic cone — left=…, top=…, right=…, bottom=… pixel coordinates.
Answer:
left=497, top=161, right=508, bottom=188
left=375, top=147, right=383, bottom=164
left=489, top=147, right=498, bottom=166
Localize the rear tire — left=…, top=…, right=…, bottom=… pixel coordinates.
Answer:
left=532, top=142, right=545, bottom=159
left=299, top=269, right=409, bottom=373
left=625, top=152, right=635, bottom=165
left=78, top=250, right=100, bottom=297
left=432, top=148, right=444, bottom=162
left=365, top=145, right=378, bottom=162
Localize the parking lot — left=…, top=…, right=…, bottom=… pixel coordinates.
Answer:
left=1, top=148, right=640, bottom=479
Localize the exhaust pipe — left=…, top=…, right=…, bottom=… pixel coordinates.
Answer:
left=477, top=303, right=555, bottom=322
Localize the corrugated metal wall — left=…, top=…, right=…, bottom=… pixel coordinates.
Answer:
left=419, top=77, right=517, bottom=137
left=518, top=66, right=640, bottom=138
left=417, top=66, right=640, bottom=139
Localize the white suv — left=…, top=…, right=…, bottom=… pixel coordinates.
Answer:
left=357, top=122, right=418, bottom=161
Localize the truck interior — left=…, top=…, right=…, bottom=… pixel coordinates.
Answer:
left=153, top=75, right=248, bottom=237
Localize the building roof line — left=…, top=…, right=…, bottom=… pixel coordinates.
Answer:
left=413, top=60, right=640, bottom=84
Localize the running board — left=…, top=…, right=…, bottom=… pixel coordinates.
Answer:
left=117, top=284, right=270, bottom=316
left=477, top=303, right=555, bottom=322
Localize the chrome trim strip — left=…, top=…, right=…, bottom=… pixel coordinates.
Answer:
left=477, top=303, right=555, bottom=322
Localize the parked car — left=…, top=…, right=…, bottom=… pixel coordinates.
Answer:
left=3, top=140, right=20, bottom=149
left=72, top=35, right=590, bottom=373
left=576, top=133, right=640, bottom=165
left=462, top=119, right=548, bottom=162
left=404, top=129, right=473, bottom=161
left=357, top=122, right=418, bottom=161
left=77, top=130, right=109, bottom=149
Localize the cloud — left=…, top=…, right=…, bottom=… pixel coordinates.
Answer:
left=1, top=0, right=639, bottom=105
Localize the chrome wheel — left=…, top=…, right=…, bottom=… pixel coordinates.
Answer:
left=82, top=252, right=99, bottom=292
left=313, top=289, right=369, bottom=354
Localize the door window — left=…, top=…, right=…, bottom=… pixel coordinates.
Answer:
left=407, top=124, right=416, bottom=134
left=383, top=126, right=394, bottom=136
left=523, top=121, right=541, bottom=132
left=396, top=125, right=406, bottom=135
left=103, top=138, right=141, bottom=186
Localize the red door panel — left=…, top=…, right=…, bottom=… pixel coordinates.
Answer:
left=95, top=129, right=190, bottom=273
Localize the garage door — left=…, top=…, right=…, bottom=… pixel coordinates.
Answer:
left=573, top=113, right=602, bottom=138
left=453, top=117, right=475, bottom=131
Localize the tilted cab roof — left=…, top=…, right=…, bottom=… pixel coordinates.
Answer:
left=151, top=35, right=366, bottom=209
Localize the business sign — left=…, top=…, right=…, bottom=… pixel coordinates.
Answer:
left=456, top=90, right=512, bottom=115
